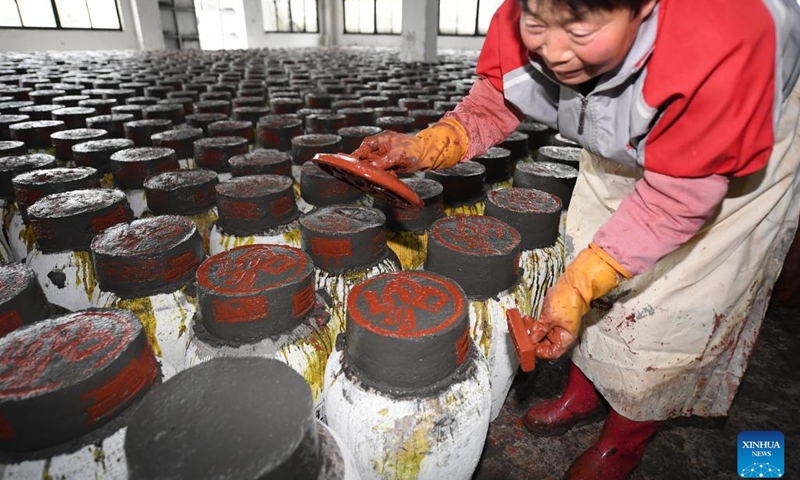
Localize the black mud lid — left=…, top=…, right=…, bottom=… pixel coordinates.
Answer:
left=72, top=138, right=135, bottom=174
left=143, top=104, right=185, bottom=124
left=375, top=116, right=415, bottom=133
left=426, top=214, right=522, bottom=298
left=0, top=262, right=49, bottom=338
left=300, top=161, right=364, bottom=207
left=123, top=119, right=172, bottom=147
left=151, top=128, right=204, bottom=160
left=13, top=166, right=100, bottom=223
left=338, top=107, right=375, bottom=127
left=485, top=188, right=562, bottom=250
left=291, top=134, right=342, bottom=166
left=299, top=205, right=388, bottom=274
left=110, top=147, right=180, bottom=190
left=50, top=128, right=108, bottom=162
left=208, top=120, right=253, bottom=144
left=0, top=141, right=25, bottom=157
left=516, top=121, right=551, bottom=150
left=229, top=149, right=292, bottom=177
left=345, top=270, right=471, bottom=392
left=216, top=175, right=298, bottom=236
left=306, top=113, right=346, bottom=135
left=193, top=136, right=249, bottom=173
left=196, top=244, right=316, bottom=342
left=50, top=107, right=95, bottom=129
left=537, top=145, right=581, bottom=168
left=0, top=117, right=30, bottom=143
left=92, top=215, right=203, bottom=298
left=409, top=109, right=443, bottom=129
left=424, top=161, right=486, bottom=206
left=125, top=357, right=321, bottom=480
left=256, top=116, right=303, bottom=152
left=9, top=120, right=64, bottom=150
left=144, top=169, right=218, bottom=216
left=186, top=113, right=228, bottom=134
left=473, top=146, right=513, bottom=183
left=0, top=153, right=57, bottom=200
left=0, top=309, right=158, bottom=452
left=513, top=161, right=578, bottom=209
left=338, top=125, right=382, bottom=152
left=500, top=131, right=530, bottom=161
left=86, top=114, right=134, bottom=137
left=372, top=178, right=444, bottom=233
left=28, top=188, right=132, bottom=253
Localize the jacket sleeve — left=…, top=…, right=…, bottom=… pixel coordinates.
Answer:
left=444, top=79, right=523, bottom=160
left=593, top=171, right=729, bottom=276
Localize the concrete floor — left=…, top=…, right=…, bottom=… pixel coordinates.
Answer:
left=473, top=304, right=800, bottom=480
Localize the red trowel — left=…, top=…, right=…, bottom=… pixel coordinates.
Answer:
left=507, top=308, right=538, bottom=372
left=312, top=153, right=424, bottom=209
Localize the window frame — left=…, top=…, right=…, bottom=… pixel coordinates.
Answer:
left=262, top=0, right=321, bottom=33
left=341, top=0, right=401, bottom=35
left=437, top=0, right=494, bottom=37
left=0, top=0, right=123, bottom=31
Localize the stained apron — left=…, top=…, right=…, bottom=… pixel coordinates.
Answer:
left=568, top=81, right=800, bottom=421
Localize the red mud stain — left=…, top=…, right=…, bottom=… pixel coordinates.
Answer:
left=712, top=313, right=725, bottom=334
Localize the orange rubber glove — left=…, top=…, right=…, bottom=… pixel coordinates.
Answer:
left=351, top=117, right=469, bottom=173
left=528, top=243, right=632, bottom=360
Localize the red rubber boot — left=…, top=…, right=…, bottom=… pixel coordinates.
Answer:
left=523, top=362, right=606, bottom=436
left=564, top=409, right=659, bottom=480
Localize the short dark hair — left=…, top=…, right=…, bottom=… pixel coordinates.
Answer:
left=520, top=0, right=648, bottom=17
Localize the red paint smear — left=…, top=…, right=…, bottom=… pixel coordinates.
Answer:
left=310, top=237, right=352, bottom=270
left=101, top=248, right=199, bottom=284
left=0, top=311, right=23, bottom=338
left=32, top=219, right=56, bottom=240
left=0, top=311, right=133, bottom=398
left=219, top=198, right=260, bottom=221
left=455, top=328, right=470, bottom=366
left=257, top=130, right=280, bottom=148
left=349, top=272, right=466, bottom=338
left=293, top=281, right=315, bottom=318
left=361, top=277, right=449, bottom=332
left=211, top=296, right=269, bottom=323
left=431, top=215, right=519, bottom=256
left=91, top=205, right=128, bottom=233
left=194, top=189, right=214, bottom=207
left=14, top=188, right=43, bottom=207
left=712, top=312, right=725, bottom=334
left=198, top=246, right=308, bottom=296
left=270, top=195, right=294, bottom=219
left=0, top=412, right=15, bottom=440
left=81, top=345, right=157, bottom=425
left=198, top=150, right=224, bottom=167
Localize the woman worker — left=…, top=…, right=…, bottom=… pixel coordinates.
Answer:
left=352, top=0, right=800, bottom=478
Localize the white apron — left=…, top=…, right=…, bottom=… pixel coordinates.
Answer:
left=569, top=81, right=800, bottom=421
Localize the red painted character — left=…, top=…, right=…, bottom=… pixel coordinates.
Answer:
left=352, top=0, right=800, bottom=478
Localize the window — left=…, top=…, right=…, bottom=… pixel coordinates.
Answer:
left=262, top=0, right=319, bottom=33
left=0, top=0, right=121, bottom=29
left=195, top=0, right=247, bottom=50
left=438, top=0, right=501, bottom=35
left=343, top=0, right=401, bottom=34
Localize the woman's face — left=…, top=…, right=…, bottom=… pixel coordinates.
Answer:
left=519, top=0, right=656, bottom=85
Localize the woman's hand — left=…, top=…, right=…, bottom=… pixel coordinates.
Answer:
left=351, top=118, right=470, bottom=173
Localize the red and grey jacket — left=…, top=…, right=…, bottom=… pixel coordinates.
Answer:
left=476, top=0, right=800, bottom=178
left=447, top=0, right=800, bottom=274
